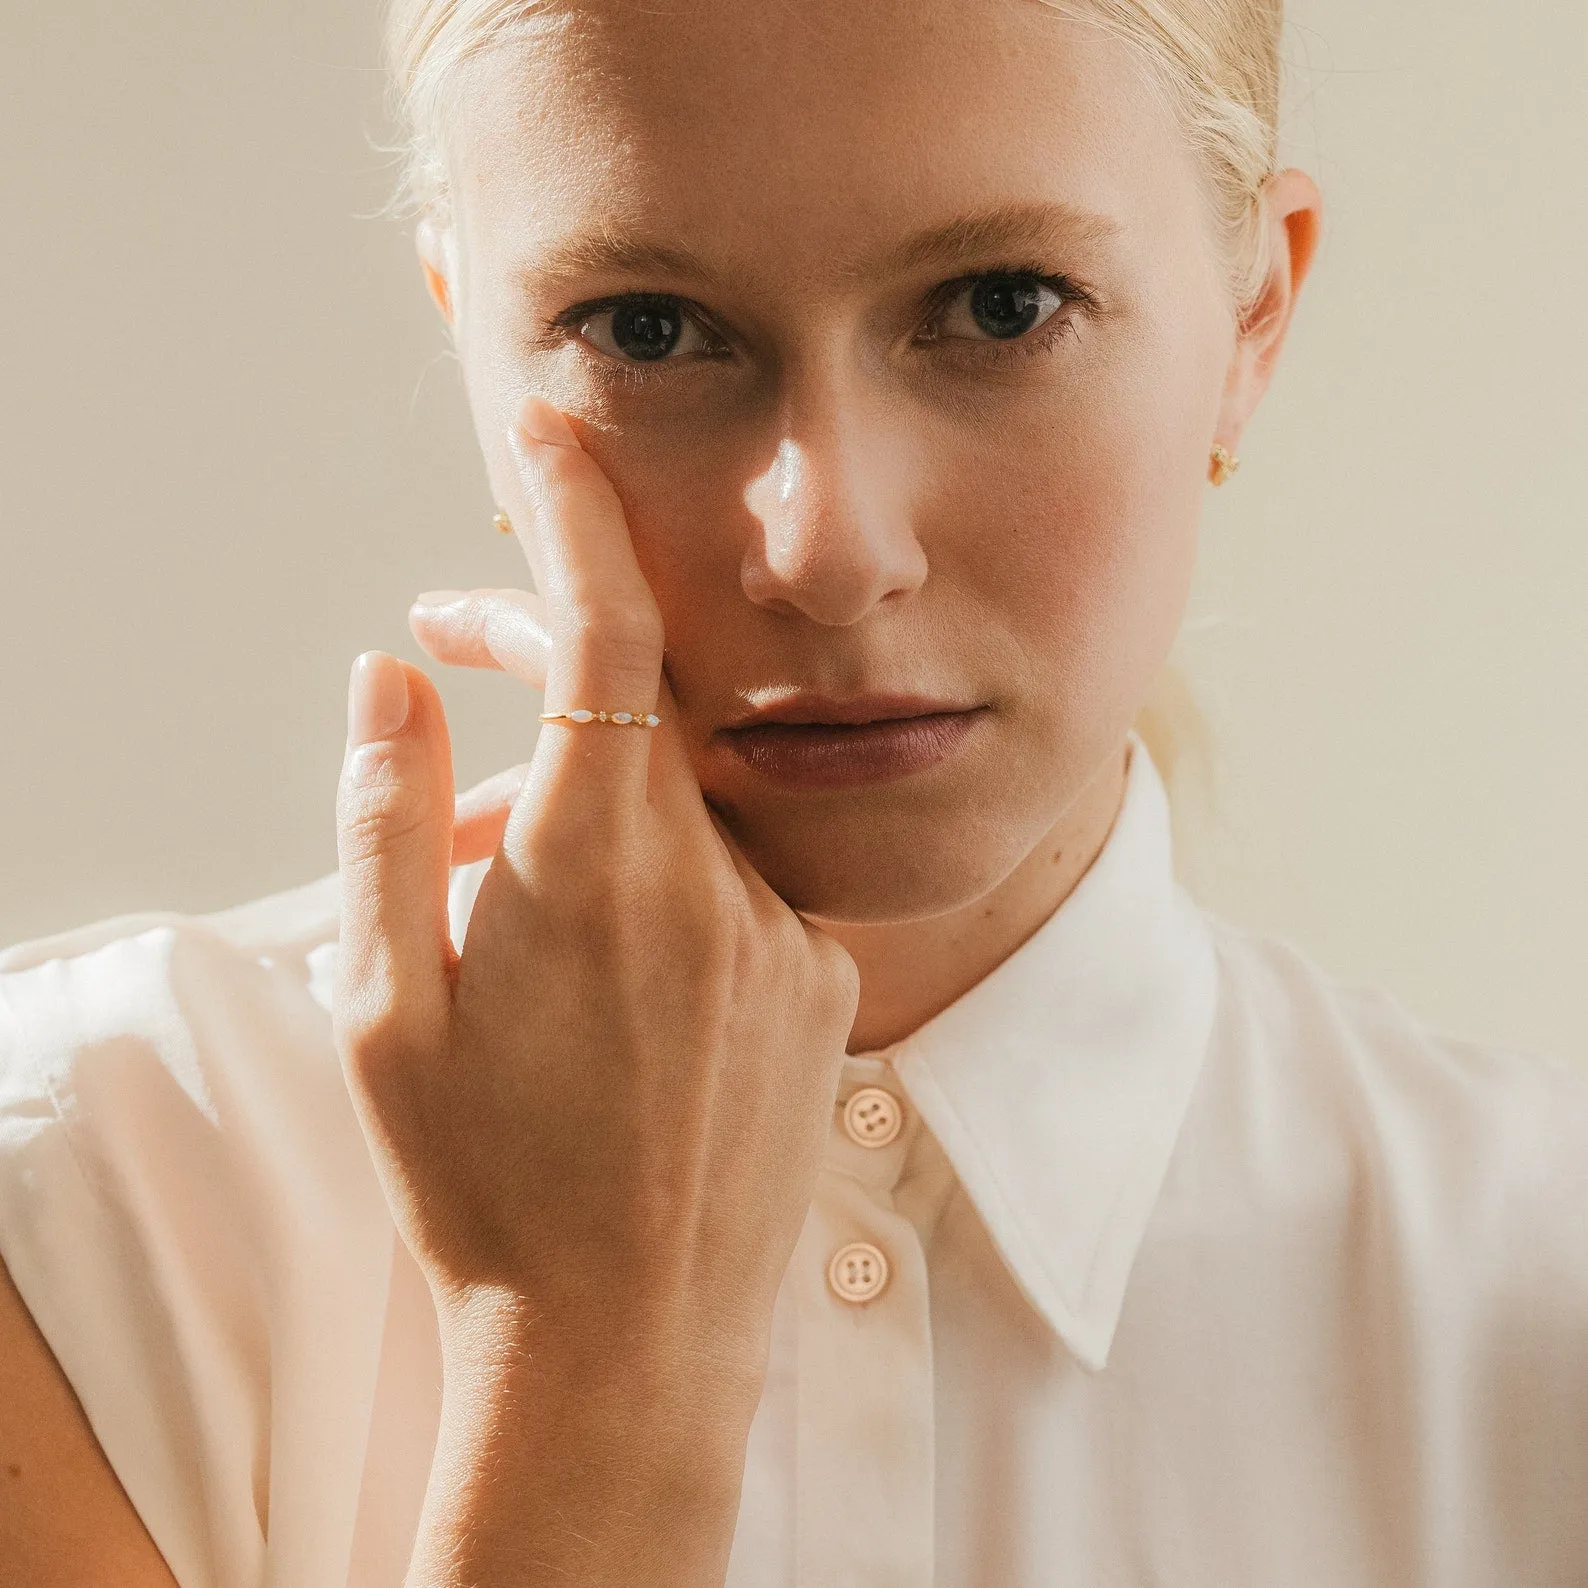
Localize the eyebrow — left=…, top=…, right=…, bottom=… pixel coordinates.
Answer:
left=519, top=199, right=1123, bottom=296
left=846, top=199, right=1124, bottom=284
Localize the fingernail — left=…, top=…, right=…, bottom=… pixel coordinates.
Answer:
left=517, top=395, right=578, bottom=448
left=413, top=589, right=467, bottom=611
left=347, top=651, right=410, bottom=747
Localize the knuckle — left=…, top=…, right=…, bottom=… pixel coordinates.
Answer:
left=564, top=601, right=664, bottom=674
left=334, top=999, right=414, bottom=1092
left=811, top=932, right=862, bottom=1009
left=516, top=823, right=641, bottom=926
left=522, top=800, right=630, bottom=876
left=695, top=870, right=758, bottom=948
left=758, top=899, right=810, bottom=965
left=337, top=751, right=435, bottom=862
left=626, top=859, right=744, bottom=974
left=334, top=979, right=448, bottom=1102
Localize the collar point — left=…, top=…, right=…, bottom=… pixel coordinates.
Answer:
left=1051, top=1313, right=1115, bottom=1376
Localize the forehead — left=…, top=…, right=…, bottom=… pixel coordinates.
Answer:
left=447, top=0, right=1201, bottom=287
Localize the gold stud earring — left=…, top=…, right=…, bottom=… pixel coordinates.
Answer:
left=493, top=510, right=513, bottom=535
left=1208, top=443, right=1241, bottom=487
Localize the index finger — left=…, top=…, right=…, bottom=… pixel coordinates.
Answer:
left=505, top=394, right=666, bottom=819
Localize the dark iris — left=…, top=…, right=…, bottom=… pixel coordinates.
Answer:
left=969, top=275, right=1045, bottom=340
left=610, top=299, right=684, bottom=361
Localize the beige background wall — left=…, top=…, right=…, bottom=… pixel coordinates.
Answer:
left=1, top=1, right=1583, bottom=1065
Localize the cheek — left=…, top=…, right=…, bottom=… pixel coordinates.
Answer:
left=918, top=320, right=1219, bottom=707
left=579, top=425, right=757, bottom=628
left=1029, top=319, right=1216, bottom=573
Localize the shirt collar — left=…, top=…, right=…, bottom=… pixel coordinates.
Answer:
left=440, top=731, right=1218, bottom=1372
left=877, top=730, right=1219, bottom=1372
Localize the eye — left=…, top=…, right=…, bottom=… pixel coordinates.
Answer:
left=542, top=268, right=1091, bottom=382
left=919, top=268, right=1089, bottom=358
left=561, top=293, right=722, bottom=366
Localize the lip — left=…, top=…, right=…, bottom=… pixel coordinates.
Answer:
left=719, top=695, right=990, bottom=789
left=723, top=692, right=976, bottom=728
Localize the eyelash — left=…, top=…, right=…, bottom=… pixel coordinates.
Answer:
left=539, top=262, right=1094, bottom=385
left=919, top=262, right=1094, bottom=366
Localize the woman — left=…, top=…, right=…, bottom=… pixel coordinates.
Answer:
left=2, top=0, right=1584, bottom=1583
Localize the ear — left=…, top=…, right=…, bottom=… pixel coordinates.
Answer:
left=416, top=215, right=457, bottom=328
left=1214, top=168, right=1324, bottom=452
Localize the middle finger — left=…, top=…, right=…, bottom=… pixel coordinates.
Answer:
left=409, top=586, right=551, bottom=692
left=413, top=586, right=703, bottom=821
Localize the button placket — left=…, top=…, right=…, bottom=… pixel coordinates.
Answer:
left=843, top=1085, right=904, bottom=1148
left=827, top=1240, right=891, bottom=1304
left=792, top=1140, right=935, bottom=1586
left=827, top=1069, right=914, bottom=1203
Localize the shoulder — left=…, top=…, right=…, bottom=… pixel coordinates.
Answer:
left=0, top=870, right=360, bottom=1253
left=1194, top=907, right=1588, bottom=1295
left=0, top=871, right=342, bottom=1132
left=0, top=853, right=494, bottom=1264
left=1152, top=909, right=1588, bottom=1524
left=0, top=858, right=489, bottom=1586
left=0, top=855, right=493, bottom=1130
left=1200, top=907, right=1588, bottom=1138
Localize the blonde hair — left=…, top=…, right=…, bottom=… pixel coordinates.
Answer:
left=1028, top=0, right=1281, bottom=832
left=383, top=0, right=1283, bottom=854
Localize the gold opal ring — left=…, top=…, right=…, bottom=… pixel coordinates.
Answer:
left=539, top=709, right=661, bottom=727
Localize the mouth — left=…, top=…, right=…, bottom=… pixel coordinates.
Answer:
left=718, top=694, right=990, bottom=789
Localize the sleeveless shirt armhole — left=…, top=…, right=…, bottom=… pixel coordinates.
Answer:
left=0, top=947, right=270, bottom=1588
left=0, top=877, right=419, bottom=1588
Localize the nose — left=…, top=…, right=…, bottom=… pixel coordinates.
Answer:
left=739, top=398, right=928, bottom=627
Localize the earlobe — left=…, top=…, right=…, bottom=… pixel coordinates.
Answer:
left=416, top=217, right=455, bottom=326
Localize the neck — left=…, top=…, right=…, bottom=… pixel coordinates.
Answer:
left=818, top=737, right=1132, bottom=1055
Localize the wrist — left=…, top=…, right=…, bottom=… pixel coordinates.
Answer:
left=436, top=1280, right=771, bottom=1433
left=408, top=1286, right=762, bottom=1588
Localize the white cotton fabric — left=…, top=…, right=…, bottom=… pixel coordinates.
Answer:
left=2, top=731, right=1586, bottom=1587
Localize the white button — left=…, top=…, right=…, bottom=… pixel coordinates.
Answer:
left=842, top=1086, right=904, bottom=1148
left=827, top=1241, right=890, bottom=1304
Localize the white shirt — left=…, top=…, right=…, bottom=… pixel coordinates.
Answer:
left=2, top=731, right=1585, bottom=1588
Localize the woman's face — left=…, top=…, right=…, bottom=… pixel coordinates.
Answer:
left=435, top=0, right=1250, bottom=922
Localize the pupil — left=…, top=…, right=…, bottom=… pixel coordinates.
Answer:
left=612, top=300, right=682, bottom=361
left=970, top=276, right=1042, bottom=340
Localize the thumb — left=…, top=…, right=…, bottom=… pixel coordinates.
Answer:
left=334, top=651, right=456, bottom=1070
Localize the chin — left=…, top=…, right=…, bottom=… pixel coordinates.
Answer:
left=716, top=795, right=1041, bottom=924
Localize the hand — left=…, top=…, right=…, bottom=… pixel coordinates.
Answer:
left=332, top=395, right=861, bottom=1583
left=406, top=584, right=549, bottom=866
